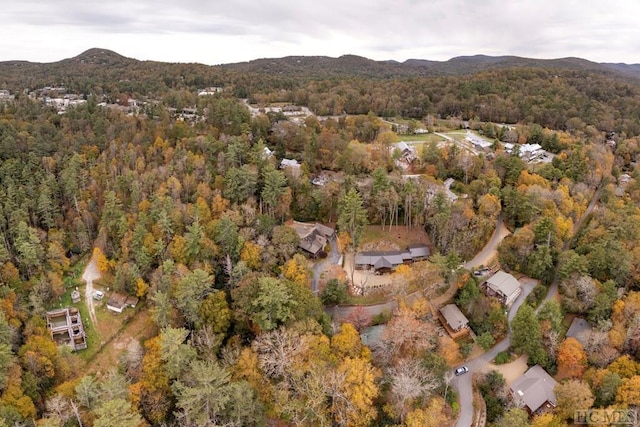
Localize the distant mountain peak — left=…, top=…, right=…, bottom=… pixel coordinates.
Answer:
left=69, top=48, right=133, bottom=65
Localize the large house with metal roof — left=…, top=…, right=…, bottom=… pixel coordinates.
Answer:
left=354, top=244, right=430, bottom=273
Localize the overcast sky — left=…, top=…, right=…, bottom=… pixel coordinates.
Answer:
left=1, top=0, right=638, bottom=65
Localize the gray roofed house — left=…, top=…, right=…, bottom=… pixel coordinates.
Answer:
left=354, top=244, right=430, bottom=273
left=510, top=365, right=558, bottom=414
left=393, top=141, right=417, bottom=162
left=439, top=304, right=469, bottom=332
left=483, top=270, right=522, bottom=306
left=290, top=222, right=335, bottom=257
left=355, top=251, right=408, bottom=272
left=407, top=244, right=430, bottom=260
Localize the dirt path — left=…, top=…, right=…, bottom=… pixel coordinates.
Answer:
left=82, top=256, right=101, bottom=326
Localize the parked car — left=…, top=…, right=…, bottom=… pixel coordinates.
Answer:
left=92, top=290, right=104, bottom=300
left=455, top=366, right=469, bottom=376
left=473, top=267, right=490, bottom=277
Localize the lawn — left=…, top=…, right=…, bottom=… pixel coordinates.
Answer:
left=51, top=258, right=134, bottom=368
left=360, top=224, right=431, bottom=249
left=397, top=133, right=443, bottom=143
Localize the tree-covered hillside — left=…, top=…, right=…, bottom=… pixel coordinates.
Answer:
left=0, top=51, right=640, bottom=426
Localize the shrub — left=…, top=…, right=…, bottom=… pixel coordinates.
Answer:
left=494, top=350, right=511, bottom=364
left=371, top=309, right=392, bottom=325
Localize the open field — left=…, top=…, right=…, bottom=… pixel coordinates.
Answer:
left=360, top=224, right=431, bottom=248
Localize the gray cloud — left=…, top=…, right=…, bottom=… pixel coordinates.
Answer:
left=0, top=0, right=637, bottom=64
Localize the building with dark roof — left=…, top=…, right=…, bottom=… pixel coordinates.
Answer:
left=354, top=244, right=430, bottom=273
left=290, top=222, right=335, bottom=257
left=510, top=365, right=558, bottom=414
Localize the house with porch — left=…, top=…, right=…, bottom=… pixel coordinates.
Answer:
left=510, top=365, right=558, bottom=415
left=438, top=304, right=470, bottom=338
left=482, top=270, right=522, bottom=306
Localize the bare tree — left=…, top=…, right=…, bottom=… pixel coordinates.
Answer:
left=388, top=359, right=439, bottom=423
left=45, top=395, right=73, bottom=425
left=252, top=326, right=309, bottom=384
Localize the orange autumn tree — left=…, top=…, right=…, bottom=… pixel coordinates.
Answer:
left=557, top=337, right=587, bottom=379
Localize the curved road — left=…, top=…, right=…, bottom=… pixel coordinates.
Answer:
left=330, top=217, right=510, bottom=322
left=453, top=186, right=602, bottom=427
left=464, top=217, right=510, bottom=270
left=452, top=277, right=536, bottom=427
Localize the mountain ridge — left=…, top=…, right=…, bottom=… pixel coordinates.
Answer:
left=1, top=48, right=639, bottom=96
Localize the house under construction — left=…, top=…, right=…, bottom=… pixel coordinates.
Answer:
left=46, top=307, right=87, bottom=351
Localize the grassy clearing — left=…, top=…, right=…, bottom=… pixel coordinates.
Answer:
left=401, top=133, right=444, bottom=144
left=51, top=257, right=131, bottom=367
left=360, top=225, right=431, bottom=248
left=345, top=291, right=391, bottom=306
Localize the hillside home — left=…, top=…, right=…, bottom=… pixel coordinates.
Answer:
left=504, top=143, right=544, bottom=162
left=439, top=304, right=470, bottom=338
left=280, top=158, right=301, bottom=177
left=393, top=141, right=417, bottom=162
left=482, top=270, right=522, bottom=306
left=290, top=222, right=335, bottom=257
left=510, top=365, right=557, bottom=415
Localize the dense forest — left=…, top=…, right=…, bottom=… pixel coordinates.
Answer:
left=0, top=49, right=640, bottom=426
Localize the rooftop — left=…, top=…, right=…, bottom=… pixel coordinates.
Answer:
left=510, top=365, right=557, bottom=413
left=439, top=304, right=469, bottom=330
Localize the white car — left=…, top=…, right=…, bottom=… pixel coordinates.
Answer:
left=92, top=290, right=104, bottom=300
left=455, top=366, right=469, bottom=376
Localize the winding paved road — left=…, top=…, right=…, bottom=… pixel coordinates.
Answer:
left=452, top=277, right=537, bottom=427
left=464, top=217, right=510, bottom=270
left=453, top=186, right=603, bottom=427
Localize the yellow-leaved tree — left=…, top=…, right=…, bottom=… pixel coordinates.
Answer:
left=93, top=247, right=109, bottom=273
left=281, top=254, right=311, bottom=287
left=330, top=356, right=380, bottom=427
left=405, top=396, right=451, bottom=427
left=240, top=241, right=262, bottom=270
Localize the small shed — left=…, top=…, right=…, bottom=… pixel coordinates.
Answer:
left=71, top=289, right=81, bottom=303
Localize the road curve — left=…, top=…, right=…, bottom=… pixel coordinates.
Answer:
left=464, top=216, right=510, bottom=271
left=454, top=186, right=602, bottom=427
left=453, top=278, right=537, bottom=427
